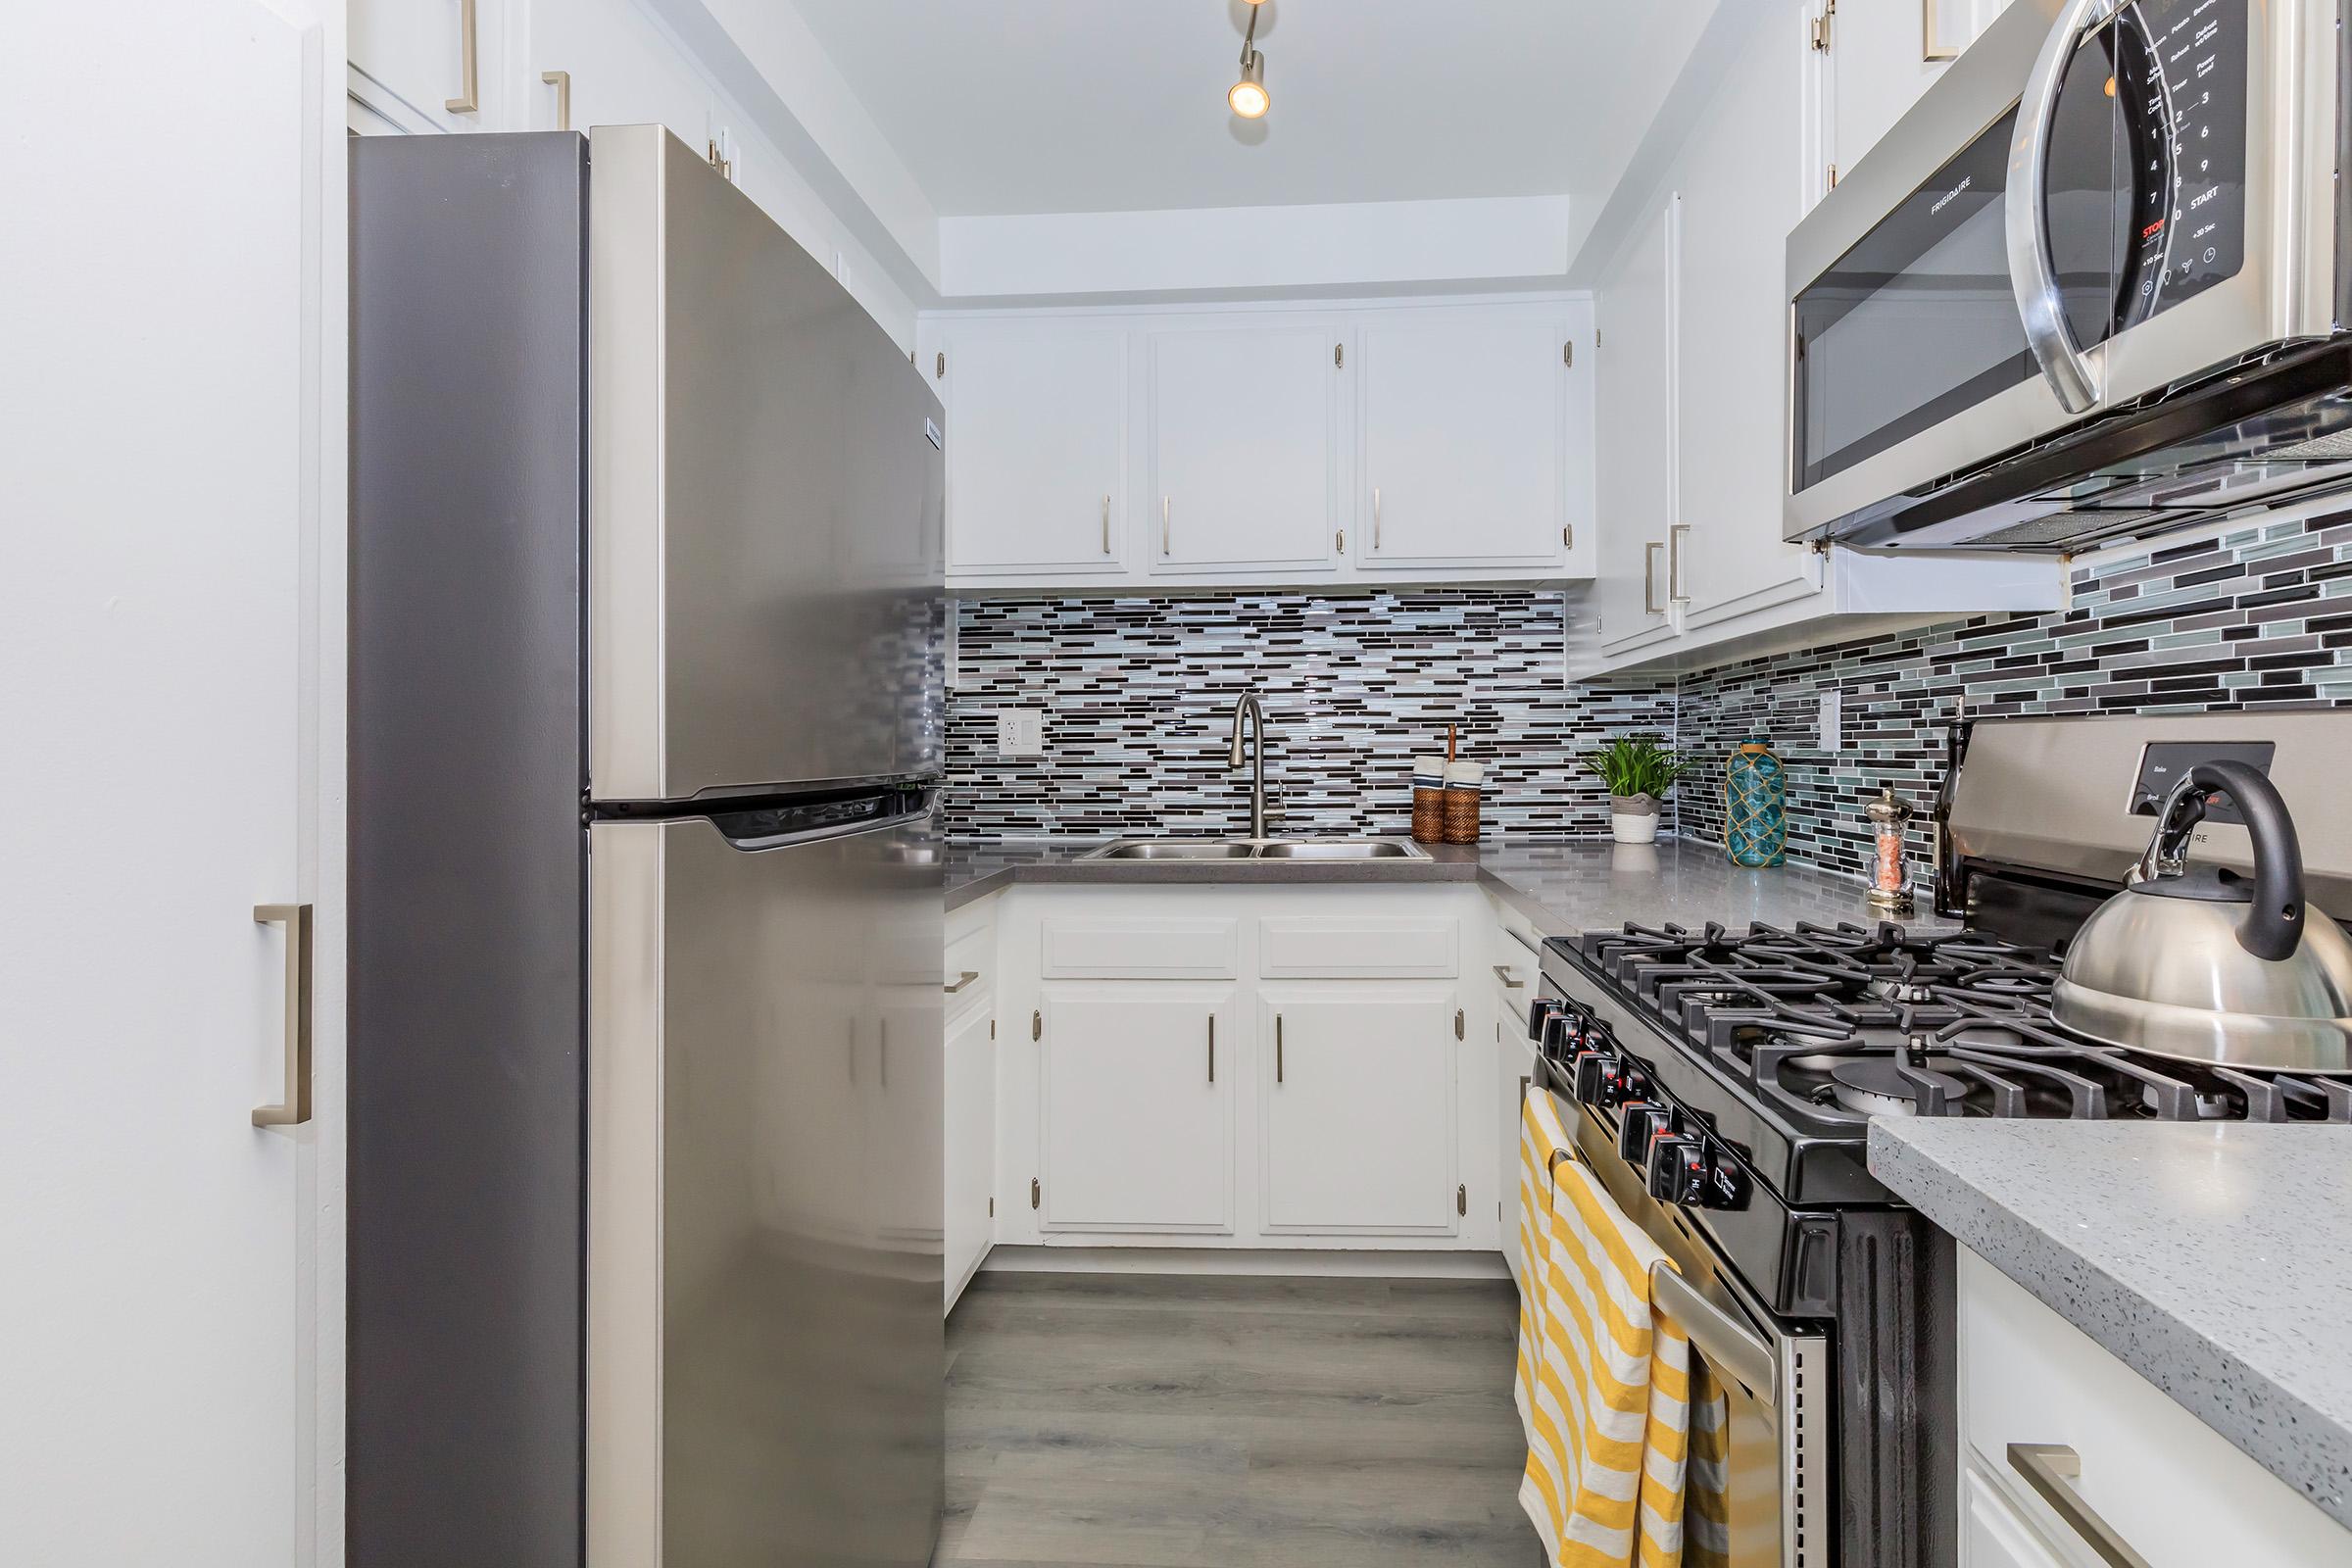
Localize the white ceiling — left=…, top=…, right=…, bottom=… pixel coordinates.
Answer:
left=785, top=0, right=1711, bottom=219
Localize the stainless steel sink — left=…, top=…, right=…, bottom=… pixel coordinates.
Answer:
left=1080, top=838, right=1428, bottom=861
left=1087, top=840, right=1259, bottom=859
left=1253, top=840, right=1421, bottom=859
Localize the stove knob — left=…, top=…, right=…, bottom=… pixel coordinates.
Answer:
left=1644, top=1134, right=1711, bottom=1207
left=1526, top=1000, right=1565, bottom=1044
left=1617, top=1102, right=1668, bottom=1165
left=1569, top=1049, right=1613, bottom=1105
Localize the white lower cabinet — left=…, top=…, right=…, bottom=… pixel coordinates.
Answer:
left=1039, top=985, right=1237, bottom=1234
left=1957, top=1248, right=2350, bottom=1567
left=991, top=885, right=1503, bottom=1255
left=1258, top=987, right=1459, bottom=1235
left=943, top=1001, right=997, bottom=1307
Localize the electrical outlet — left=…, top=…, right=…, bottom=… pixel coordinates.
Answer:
left=996, top=709, right=1045, bottom=757
left=1818, top=688, right=1842, bottom=753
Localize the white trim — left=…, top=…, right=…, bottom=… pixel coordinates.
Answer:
left=978, top=1245, right=1511, bottom=1282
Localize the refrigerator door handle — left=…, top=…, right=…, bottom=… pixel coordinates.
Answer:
left=706, top=788, right=937, bottom=854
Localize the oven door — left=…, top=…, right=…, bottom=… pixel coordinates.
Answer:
left=1562, top=1097, right=1831, bottom=1568
left=1784, top=0, right=2291, bottom=546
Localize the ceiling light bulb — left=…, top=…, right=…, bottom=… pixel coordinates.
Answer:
left=1229, top=51, right=1269, bottom=120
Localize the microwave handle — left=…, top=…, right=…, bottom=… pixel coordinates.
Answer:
left=2005, top=0, right=2112, bottom=416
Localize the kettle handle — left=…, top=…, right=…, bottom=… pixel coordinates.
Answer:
left=2148, top=760, right=2306, bottom=961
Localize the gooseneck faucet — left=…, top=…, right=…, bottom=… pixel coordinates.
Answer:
left=1228, top=691, right=1268, bottom=839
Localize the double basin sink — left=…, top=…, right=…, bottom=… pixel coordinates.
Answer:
left=1079, top=837, right=1429, bottom=861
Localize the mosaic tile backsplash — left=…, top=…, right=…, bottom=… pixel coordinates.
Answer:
left=1676, top=506, right=2352, bottom=885
left=945, top=506, right=2352, bottom=874
left=944, top=592, right=1673, bottom=841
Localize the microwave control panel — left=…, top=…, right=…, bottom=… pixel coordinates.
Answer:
left=2120, top=0, right=2248, bottom=322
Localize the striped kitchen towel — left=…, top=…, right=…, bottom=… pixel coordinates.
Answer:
left=1514, top=1089, right=1709, bottom=1567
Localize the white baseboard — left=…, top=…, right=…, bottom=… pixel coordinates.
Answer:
left=976, top=1244, right=1512, bottom=1281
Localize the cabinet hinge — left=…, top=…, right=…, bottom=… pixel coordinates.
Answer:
left=1336, top=528, right=1346, bottom=554
left=1334, top=343, right=1345, bottom=368
left=1563, top=524, right=1573, bottom=550
left=1456, top=1184, right=1468, bottom=1217
left=1563, top=340, right=1573, bottom=368
left=706, top=139, right=734, bottom=181
left=936, top=350, right=946, bottom=379
left=1827, top=163, right=1839, bottom=190
left=1810, top=1, right=1834, bottom=52
left=1593, top=327, right=1603, bottom=348
left=1032, top=1009, right=1042, bottom=1041
left=1453, top=1008, right=1464, bottom=1040
left=1030, top=1177, right=1041, bottom=1209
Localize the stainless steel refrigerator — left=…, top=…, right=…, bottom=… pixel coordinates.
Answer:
left=350, top=126, right=945, bottom=1568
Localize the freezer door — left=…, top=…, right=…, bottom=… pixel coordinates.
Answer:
left=589, top=123, right=945, bottom=804
left=588, top=796, right=944, bottom=1568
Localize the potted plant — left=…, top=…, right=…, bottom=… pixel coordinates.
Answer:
left=1580, top=733, right=1692, bottom=846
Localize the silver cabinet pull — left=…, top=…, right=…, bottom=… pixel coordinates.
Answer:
left=1101, top=495, right=1111, bottom=555
left=2006, top=1445, right=2152, bottom=1568
left=1161, top=495, right=1171, bottom=556
left=1276, top=1013, right=1284, bottom=1083
left=1207, top=1014, right=1215, bottom=1083
left=2005, top=0, right=2107, bottom=414
left=252, top=905, right=314, bottom=1127
left=1669, top=522, right=1691, bottom=606
left=446, top=0, right=479, bottom=114
left=1372, top=485, right=1383, bottom=551
left=1492, top=964, right=1525, bottom=990
left=541, top=69, right=570, bottom=130
left=944, top=970, right=980, bottom=995
left=1642, top=540, right=1667, bottom=614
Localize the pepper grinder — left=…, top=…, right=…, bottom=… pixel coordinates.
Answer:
left=1864, top=786, right=1917, bottom=915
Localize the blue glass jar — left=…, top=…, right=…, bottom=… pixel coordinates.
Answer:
left=1725, top=736, right=1788, bottom=868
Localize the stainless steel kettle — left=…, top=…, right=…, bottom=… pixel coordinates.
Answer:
left=2052, top=760, right=2352, bottom=1072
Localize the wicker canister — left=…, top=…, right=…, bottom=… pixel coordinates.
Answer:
left=1411, top=755, right=1447, bottom=843
left=1442, top=761, right=1485, bottom=845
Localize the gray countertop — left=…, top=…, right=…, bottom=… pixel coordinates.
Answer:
left=1871, top=1118, right=2352, bottom=1530
left=944, top=835, right=1927, bottom=935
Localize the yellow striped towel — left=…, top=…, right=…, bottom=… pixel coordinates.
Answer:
left=1515, top=1088, right=1701, bottom=1568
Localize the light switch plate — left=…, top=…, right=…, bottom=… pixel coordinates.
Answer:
left=1818, top=688, right=1842, bottom=753
left=997, top=709, right=1045, bottom=757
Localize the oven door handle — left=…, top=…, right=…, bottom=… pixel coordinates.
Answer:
left=2006, top=0, right=2114, bottom=416
left=1651, top=1261, right=1778, bottom=1407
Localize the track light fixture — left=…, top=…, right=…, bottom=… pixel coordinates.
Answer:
left=1228, top=1, right=1270, bottom=120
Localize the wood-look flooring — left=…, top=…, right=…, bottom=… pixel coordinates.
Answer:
left=940, top=1272, right=1541, bottom=1567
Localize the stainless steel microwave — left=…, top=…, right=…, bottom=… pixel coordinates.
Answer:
left=1786, top=0, right=2352, bottom=552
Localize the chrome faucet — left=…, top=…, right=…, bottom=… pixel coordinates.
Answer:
left=1227, top=691, right=1269, bottom=839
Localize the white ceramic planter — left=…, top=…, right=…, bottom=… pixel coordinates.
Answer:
left=1609, top=794, right=1660, bottom=845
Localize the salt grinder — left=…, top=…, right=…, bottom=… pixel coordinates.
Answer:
left=1865, top=786, right=1916, bottom=915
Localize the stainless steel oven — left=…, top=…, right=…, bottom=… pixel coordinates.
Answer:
left=1786, top=0, right=2352, bottom=553
left=1528, top=975, right=1833, bottom=1568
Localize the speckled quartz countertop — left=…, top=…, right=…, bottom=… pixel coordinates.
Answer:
left=944, top=835, right=1931, bottom=934
left=1871, top=1119, right=2352, bottom=1529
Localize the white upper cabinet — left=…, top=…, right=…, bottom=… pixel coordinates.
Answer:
left=519, top=0, right=715, bottom=147
left=1814, top=0, right=2022, bottom=196
left=939, top=321, right=1129, bottom=577
left=1591, top=196, right=1682, bottom=661
left=1357, top=308, right=1585, bottom=573
left=1678, top=4, right=1822, bottom=630
left=929, top=297, right=1594, bottom=592
left=1149, top=325, right=1339, bottom=575
left=349, top=0, right=498, bottom=133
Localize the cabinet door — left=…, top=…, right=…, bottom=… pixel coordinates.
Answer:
left=1676, top=6, right=1823, bottom=629
left=1039, top=987, right=1233, bottom=1232
left=350, top=0, right=493, bottom=132
left=520, top=0, right=713, bottom=144
left=944, top=323, right=1129, bottom=575
left=1260, top=987, right=1458, bottom=1234
left=1959, top=1466, right=2069, bottom=1568
left=1358, top=313, right=1574, bottom=570
left=1149, top=325, right=1339, bottom=574
left=1591, top=195, right=1683, bottom=659
left=944, top=1002, right=996, bottom=1309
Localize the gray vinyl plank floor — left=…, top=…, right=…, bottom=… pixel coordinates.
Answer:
left=940, top=1272, right=1541, bottom=1568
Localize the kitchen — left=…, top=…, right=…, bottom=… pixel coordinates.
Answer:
left=9, top=2, right=2352, bottom=1567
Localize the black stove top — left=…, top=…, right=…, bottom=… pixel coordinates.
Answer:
left=1540, top=919, right=2352, bottom=1210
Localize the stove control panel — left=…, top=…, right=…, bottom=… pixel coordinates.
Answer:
left=1531, top=998, right=1741, bottom=1211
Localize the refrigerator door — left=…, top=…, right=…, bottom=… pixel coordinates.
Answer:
left=589, top=792, right=944, bottom=1568
left=589, top=124, right=944, bottom=805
